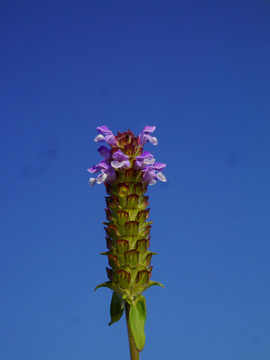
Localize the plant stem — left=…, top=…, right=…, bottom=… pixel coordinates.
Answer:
left=125, top=302, right=140, bottom=360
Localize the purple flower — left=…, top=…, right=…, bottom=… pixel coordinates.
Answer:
left=87, top=159, right=109, bottom=173
left=87, top=148, right=131, bottom=185
left=111, top=150, right=130, bottom=169
left=94, top=125, right=117, bottom=146
left=135, top=148, right=166, bottom=185
left=135, top=151, right=155, bottom=169
left=139, top=125, right=158, bottom=146
left=88, top=163, right=116, bottom=185
left=89, top=125, right=166, bottom=186
left=98, top=146, right=111, bottom=160
left=87, top=144, right=116, bottom=185
left=142, top=162, right=167, bottom=185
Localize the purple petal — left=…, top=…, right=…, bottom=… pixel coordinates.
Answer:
left=112, top=149, right=129, bottom=162
left=152, top=162, right=166, bottom=171
left=96, top=125, right=113, bottom=136
left=87, top=160, right=109, bottom=173
left=105, top=134, right=117, bottom=146
left=139, top=133, right=147, bottom=146
left=136, top=151, right=154, bottom=161
left=139, top=133, right=158, bottom=146
left=87, top=165, right=98, bottom=173
left=98, top=146, right=111, bottom=160
left=142, top=125, right=156, bottom=133
left=107, top=167, right=116, bottom=176
left=142, top=169, right=156, bottom=182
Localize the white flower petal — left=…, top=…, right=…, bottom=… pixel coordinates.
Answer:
left=111, top=160, right=126, bottom=169
left=149, top=179, right=157, bottom=185
left=94, top=134, right=105, bottom=142
left=89, top=177, right=96, bottom=186
left=149, top=136, right=158, bottom=145
left=143, top=158, right=155, bottom=165
left=156, top=172, right=167, bottom=182
left=96, top=173, right=108, bottom=184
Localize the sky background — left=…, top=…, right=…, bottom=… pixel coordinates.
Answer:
left=0, top=1, right=269, bottom=359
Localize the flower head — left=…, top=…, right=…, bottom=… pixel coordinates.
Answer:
left=88, top=125, right=166, bottom=185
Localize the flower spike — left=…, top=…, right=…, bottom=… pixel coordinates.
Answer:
left=88, top=125, right=166, bottom=359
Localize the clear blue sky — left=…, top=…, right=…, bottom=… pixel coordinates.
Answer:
left=0, top=1, right=269, bottom=359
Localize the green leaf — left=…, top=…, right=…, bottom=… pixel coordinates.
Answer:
left=109, top=292, right=124, bottom=326
left=129, top=295, right=147, bottom=351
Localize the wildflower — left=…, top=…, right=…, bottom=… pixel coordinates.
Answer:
left=88, top=125, right=166, bottom=187
left=88, top=125, right=166, bottom=358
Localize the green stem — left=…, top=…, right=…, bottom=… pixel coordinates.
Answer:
left=125, top=302, right=140, bottom=360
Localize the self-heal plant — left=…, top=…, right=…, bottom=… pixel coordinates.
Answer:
left=88, top=125, right=166, bottom=360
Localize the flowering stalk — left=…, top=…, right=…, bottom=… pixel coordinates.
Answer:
left=88, top=125, right=166, bottom=359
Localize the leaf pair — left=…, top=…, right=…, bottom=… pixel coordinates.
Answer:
left=109, top=293, right=147, bottom=352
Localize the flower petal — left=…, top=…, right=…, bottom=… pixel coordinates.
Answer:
left=98, top=146, right=111, bottom=160
left=148, top=135, right=158, bottom=145
left=142, top=125, right=156, bottom=133
left=152, top=162, right=166, bottom=171
left=136, top=151, right=154, bottom=161
left=142, top=169, right=155, bottom=182
left=89, top=177, right=96, bottom=185
left=139, top=133, right=158, bottom=146
left=96, top=125, right=113, bottom=136
left=87, top=165, right=97, bottom=173
left=96, top=173, right=108, bottom=184
left=112, top=149, right=129, bottom=162
left=156, top=172, right=167, bottom=182
left=143, top=158, right=155, bottom=165
left=111, top=160, right=126, bottom=169
left=94, top=134, right=105, bottom=142
left=149, top=179, right=157, bottom=185
left=105, top=135, right=117, bottom=146
left=111, top=160, right=130, bottom=169
left=87, top=160, right=109, bottom=173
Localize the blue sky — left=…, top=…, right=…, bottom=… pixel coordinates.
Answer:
left=0, top=1, right=269, bottom=359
